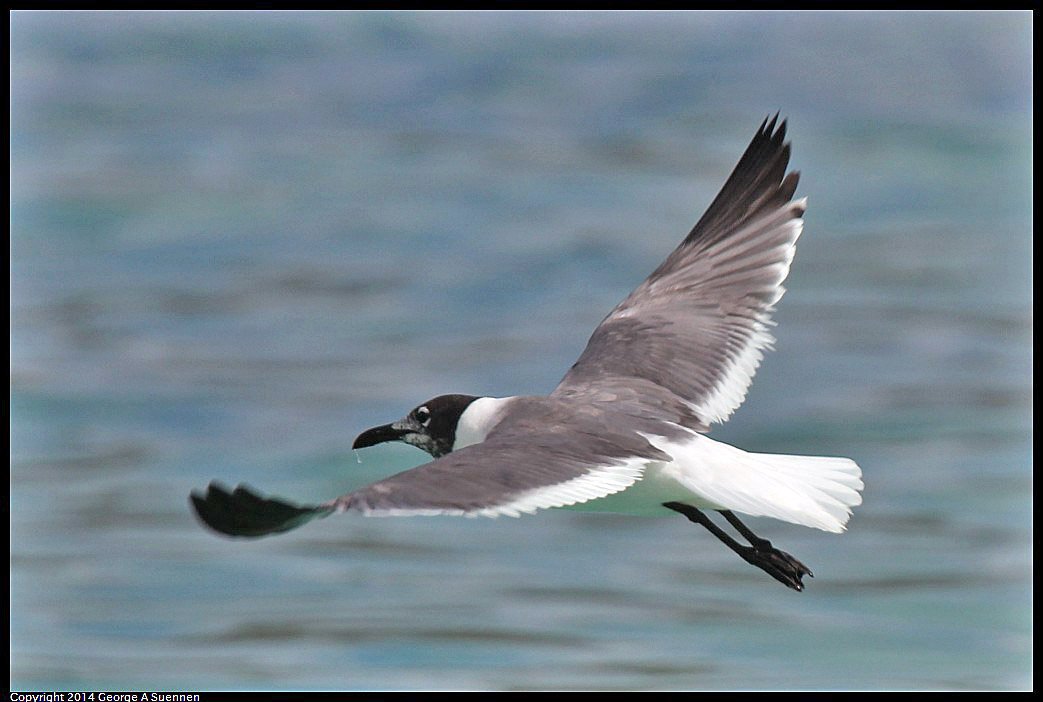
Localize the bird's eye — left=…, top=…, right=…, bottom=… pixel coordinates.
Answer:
left=416, top=406, right=431, bottom=426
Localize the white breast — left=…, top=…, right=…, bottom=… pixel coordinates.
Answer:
left=453, top=396, right=516, bottom=451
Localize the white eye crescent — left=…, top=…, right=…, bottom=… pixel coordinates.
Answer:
left=417, top=406, right=431, bottom=426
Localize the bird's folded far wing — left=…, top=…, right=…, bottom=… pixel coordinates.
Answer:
left=190, top=405, right=673, bottom=537
left=554, top=115, right=804, bottom=430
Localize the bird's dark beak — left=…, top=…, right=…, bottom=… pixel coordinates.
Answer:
left=352, top=422, right=411, bottom=450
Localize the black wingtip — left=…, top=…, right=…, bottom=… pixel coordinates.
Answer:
left=765, top=111, right=780, bottom=136
left=758, top=112, right=788, bottom=142
left=682, top=113, right=798, bottom=247
left=189, top=480, right=331, bottom=538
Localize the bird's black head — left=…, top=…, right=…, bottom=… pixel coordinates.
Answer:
left=352, top=394, right=480, bottom=458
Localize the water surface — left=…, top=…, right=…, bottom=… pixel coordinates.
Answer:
left=10, top=11, right=1032, bottom=691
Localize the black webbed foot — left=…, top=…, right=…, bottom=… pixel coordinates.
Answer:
left=739, top=542, right=813, bottom=592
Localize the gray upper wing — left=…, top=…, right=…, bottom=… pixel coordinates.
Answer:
left=553, top=115, right=805, bottom=430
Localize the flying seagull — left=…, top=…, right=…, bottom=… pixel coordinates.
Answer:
left=190, top=115, right=863, bottom=591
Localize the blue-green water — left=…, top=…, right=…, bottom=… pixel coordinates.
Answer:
left=10, top=11, right=1032, bottom=691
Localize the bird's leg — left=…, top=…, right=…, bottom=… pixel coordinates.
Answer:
left=662, top=502, right=812, bottom=592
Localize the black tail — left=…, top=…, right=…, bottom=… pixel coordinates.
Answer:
left=189, top=481, right=332, bottom=538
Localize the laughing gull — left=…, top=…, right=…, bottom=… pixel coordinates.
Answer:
left=191, top=115, right=863, bottom=591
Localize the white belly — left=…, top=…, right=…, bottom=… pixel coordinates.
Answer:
left=558, top=461, right=726, bottom=516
